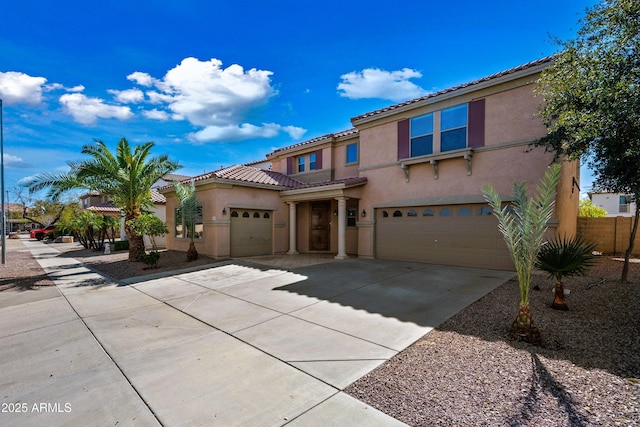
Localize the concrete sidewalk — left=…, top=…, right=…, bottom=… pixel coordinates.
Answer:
left=1, top=239, right=513, bottom=426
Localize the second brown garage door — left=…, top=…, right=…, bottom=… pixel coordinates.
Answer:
left=375, top=204, right=513, bottom=270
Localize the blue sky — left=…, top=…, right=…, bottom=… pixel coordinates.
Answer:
left=1, top=0, right=598, bottom=201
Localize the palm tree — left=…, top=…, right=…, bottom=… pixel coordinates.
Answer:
left=482, top=164, right=561, bottom=344
left=536, top=234, right=596, bottom=310
left=24, top=138, right=180, bottom=261
left=173, top=179, right=201, bottom=262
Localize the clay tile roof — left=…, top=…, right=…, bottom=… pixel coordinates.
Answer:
left=295, top=176, right=368, bottom=189
left=162, top=173, right=192, bottom=181
left=271, top=128, right=358, bottom=155
left=151, top=189, right=166, bottom=204
left=162, top=165, right=305, bottom=190
left=87, top=201, right=120, bottom=213
left=352, top=56, right=554, bottom=122
left=214, top=165, right=304, bottom=187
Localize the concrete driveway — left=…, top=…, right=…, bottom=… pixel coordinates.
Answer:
left=0, top=240, right=513, bottom=426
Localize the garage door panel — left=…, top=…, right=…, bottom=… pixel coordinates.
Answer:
left=230, top=211, right=272, bottom=257
left=375, top=204, right=513, bottom=270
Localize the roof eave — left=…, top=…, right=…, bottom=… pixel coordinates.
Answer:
left=351, top=60, right=551, bottom=127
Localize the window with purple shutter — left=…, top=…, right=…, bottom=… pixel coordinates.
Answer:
left=286, top=157, right=293, bottom=174
left=397, top=119, right=410, bottom=160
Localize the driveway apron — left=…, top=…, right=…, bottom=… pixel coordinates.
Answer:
left=1, top=239, right=513, bottom=426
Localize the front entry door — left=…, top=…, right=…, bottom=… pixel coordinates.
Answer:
left=310, top=202, right=330, bottom=251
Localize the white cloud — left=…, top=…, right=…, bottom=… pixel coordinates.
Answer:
left=189, top=122, right=305, bottom=143
left=108, top=88, right=144, bottom=103
left=59, top=92, right=133, bottom=125
left=337, top=68, right=428, bottom=102
left=0, top=71, right=47, bottom=105
left=282, top=125, right=307, bottom=140
left=142, top=108, right=170, bottom=120
left=127, top=71, right=154, bottom=87
left=129, top=57, right=305, bottom=142
left=3, top=153, right=30, bottom=168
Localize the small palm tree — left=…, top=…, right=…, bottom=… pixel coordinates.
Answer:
left=24, top=138, right=180, bottom=261
left=173, top=179, right=201, bottom=262
left=483, top=164, right=561, bottom=344
left=536, top=234, right=596, bottom=310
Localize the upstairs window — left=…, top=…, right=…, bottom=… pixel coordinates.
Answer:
left=620, top=195, right=632, bottom=213
left=410, top=113, right=434, bottom=157
left=441, top=104, right=468, bottom=152
left=346, top=143, right=358, bottom=164
left=297, top=156, right=305, bottom=173
left=309, top=153, right=317, bottom=170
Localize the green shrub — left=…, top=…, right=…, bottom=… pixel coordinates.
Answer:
left=139, top=251, right=160, bottom=268
left=114, top=240, right=129, bottom=251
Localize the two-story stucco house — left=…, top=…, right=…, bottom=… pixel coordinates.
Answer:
left=589, top=192, right=637, bottom=217
left=161, top=57, right=579, bottom=270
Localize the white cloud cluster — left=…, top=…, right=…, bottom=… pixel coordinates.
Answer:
left=189, top=123, right=307, bottom=143
left=0, top=71, right=47, bottom=105
left=2, top=58, right=307, bottom=143
left=59, top=93, right=133, bottom=125
left=337, top=68, right=428, bottom=102
left=127, top=57, right=306, bottom=142
left=3, top=153, right=30, bottom=168
left=108, top=88, right=144, bottom=103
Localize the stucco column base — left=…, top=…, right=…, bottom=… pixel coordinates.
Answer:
left=335, top=196, right=348, bottom=259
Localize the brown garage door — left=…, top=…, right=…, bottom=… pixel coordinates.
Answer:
left=375, top=204, right=513, bottom=270
left=230, top=210, right=273, bottom=257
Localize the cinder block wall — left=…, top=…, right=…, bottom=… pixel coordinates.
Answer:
left=577, top=217, right=640, bottom=255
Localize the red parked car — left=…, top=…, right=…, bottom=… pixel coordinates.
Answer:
left=30, top=225, right=56, bottom=240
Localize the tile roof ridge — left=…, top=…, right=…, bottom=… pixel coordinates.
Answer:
left=271, top=128, right=359, bottom=154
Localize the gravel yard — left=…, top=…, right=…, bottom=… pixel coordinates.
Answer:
left=58, top=245, right=221, bottom=280
left=345, top=257, right=639, bottom=426
left=2, top=237, right=638, bottom=426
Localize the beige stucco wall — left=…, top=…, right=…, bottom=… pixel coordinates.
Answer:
left=164, top=182, right=290, bottom=259
left=352, top=77, right=577, bottom=259
left=144, top=204, right=166, bottom=249
left=484, top=84, right=547, bottom=146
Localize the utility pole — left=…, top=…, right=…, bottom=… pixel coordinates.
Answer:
left=1, top=98, right=6, bottom=265
left=6, top=190, right=10, bottom=234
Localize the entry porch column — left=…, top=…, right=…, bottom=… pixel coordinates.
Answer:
left=335, top=197, right=348, bottom=259
left=287, top=202, right=299, bottom=255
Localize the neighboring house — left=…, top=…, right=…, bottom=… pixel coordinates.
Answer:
left=3, top=203, right=31, bottom=233
left=81, top=191, right=121, bottom=217
left=152, top=173, right=193, bottom=190
left=589, top=192, right=637, bottom=217
left=79, top=182, right=174, bottom=249
left=161, top=57, right=579, bottom=270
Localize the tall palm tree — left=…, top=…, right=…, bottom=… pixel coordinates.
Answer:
left=173, top=179, right=201, bottom=262
left=536, top=234, right=596, bottom=310
left=24, top=138, right=181, bottom=261
left=482, top=164, right=561, bottom=344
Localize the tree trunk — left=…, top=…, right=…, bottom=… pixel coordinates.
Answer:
left=512, top=303, right=541, bottom=345
left=186, top=240, right=198, bottom=262
left=128, top=233, right=145, bottom=262
left=621, top=206, right=639, bottom=283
